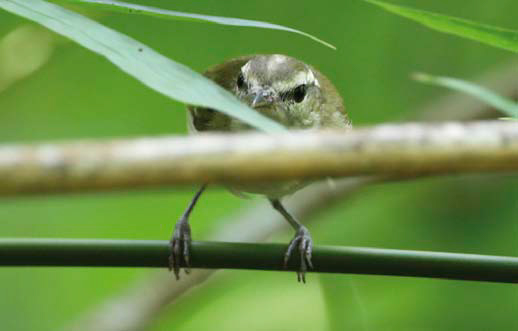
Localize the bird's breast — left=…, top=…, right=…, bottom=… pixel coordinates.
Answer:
left=226, top=180, right=309, bottom=199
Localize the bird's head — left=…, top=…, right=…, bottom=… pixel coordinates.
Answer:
left=234, top=55, right=324, bottom=127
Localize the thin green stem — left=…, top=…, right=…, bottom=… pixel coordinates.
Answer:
left=1, top=238, right=517, bottom=283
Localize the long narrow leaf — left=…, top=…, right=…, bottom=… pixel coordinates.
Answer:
left=49, top=0, right=335, bottom=50
left=365, top=0, right=518, bottom=53
left=0, top=0, right=286, bottom=132
left=414, top=73, right=518, bottom=118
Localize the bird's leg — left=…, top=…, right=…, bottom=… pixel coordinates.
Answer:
left=269, top=199, right=313, bottom=283
left=169, top=184, right=207, bottom=280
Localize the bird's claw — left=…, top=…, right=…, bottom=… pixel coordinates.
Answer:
left=284, top=225, right=313, bottom=283
left=169, top=218, right=192, bottom=280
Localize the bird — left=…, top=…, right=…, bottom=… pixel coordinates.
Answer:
left=169, top=54, right=351, bottom=282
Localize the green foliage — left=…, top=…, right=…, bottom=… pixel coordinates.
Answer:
left=364, top=0, right=518, bottom=53
left=414, top=73, right=518, bottom=118
left=0, top=0, right=285, bottom=132
left=49, top=0, right=336, bottom=49
left=1, top=0, right=518, bottom=330
left=366, top=0, right=518, bottom=119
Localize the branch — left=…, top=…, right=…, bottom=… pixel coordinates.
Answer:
left=68, top=177, right=372, bottom=331
left=3, top=120, right=518, bottom=196
left=3, top=238, right=518, bottom=283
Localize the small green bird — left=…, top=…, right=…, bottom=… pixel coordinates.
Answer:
left=169, top=54, right=351, bottom=282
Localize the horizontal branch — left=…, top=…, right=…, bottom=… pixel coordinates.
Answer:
left=2, top=238, right=518, bottom=283
left=68, top=178, right=375, bottom=331
left=2, top=120, right=518, bottom=196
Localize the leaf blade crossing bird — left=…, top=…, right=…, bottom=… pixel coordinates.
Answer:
left=169, top=54, right=351, bottom=282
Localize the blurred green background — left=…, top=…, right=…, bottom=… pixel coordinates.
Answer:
left=1, top=0, right=518, bottom=330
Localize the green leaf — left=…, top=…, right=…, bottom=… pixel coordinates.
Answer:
left=364, top=0, right=518, bottom=53
left=413, top=72, right=518, bottom=118
left=49, top=0, right=335, bottom=50
left=0, top=0, right=286, bottom=133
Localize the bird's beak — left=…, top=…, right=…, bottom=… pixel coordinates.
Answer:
left=251, top=90, right=274, bottom=108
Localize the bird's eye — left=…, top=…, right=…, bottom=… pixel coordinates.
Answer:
left=293, top=84, right=307, bottom=103
left=237, top=73, right=245, bottom=89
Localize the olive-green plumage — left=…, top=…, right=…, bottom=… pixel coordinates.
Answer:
left=187, top=54, right=351, bottom=197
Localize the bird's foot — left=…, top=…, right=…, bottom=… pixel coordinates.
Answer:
left=284, top=225, right=313, bottom=283
left=169, top=217, right=192, bottom=280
